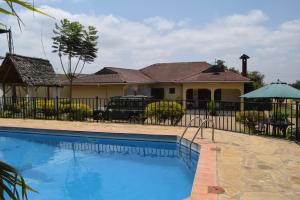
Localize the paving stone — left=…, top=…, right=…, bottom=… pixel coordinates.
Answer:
left=240, top=192, right=286, bottom=200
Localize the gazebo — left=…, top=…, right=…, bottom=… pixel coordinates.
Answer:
left=0, top=53, right=60, bottom=99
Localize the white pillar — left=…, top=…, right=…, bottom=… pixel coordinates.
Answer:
left=211, top=88, right=215, bottom=101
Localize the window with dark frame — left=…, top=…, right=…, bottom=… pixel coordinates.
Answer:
left=169, top=88, right=175, bottom=94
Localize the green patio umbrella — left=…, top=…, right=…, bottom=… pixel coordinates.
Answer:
left=241, top=80, right=300, bottom=99
left=241, top=80, right=300, bottom=136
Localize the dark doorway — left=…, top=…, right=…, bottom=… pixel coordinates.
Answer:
left=214, top=89, right=222, bottom=101
left=198, top=89, right=211, bottom=108
left=186, top=89, right=194, bottom=109
left=151, top=88, right=164, bottom=100
left=186, top=89, right=193, bottom=100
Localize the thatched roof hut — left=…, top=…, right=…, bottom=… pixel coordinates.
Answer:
left=0, top=54, right=60, bottom=86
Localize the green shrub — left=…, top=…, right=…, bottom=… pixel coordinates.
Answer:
left=270, top=111, right=289, bottom=122
left=0, top=111, right=13, bottom=118
left=3, top=104, right=21, bottom=113
left=145, top=101, right=184, bottom=125
left=209, top=101, right=217, bottom=116
left=35, top=99, right=57, bottom=116
left=60, top=103, right=92, bottom=121
left=236, top=111, right=268, bottom=132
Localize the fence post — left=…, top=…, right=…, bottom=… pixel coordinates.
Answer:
left=56, top=96, right=59, bottom=120
left=33, top=97, right=36, bottom=119
left=22, top=97, right=25, bottom=119
left=296, top=102, right=299, bottom=141
left=96, top=96, right=99, bottom=122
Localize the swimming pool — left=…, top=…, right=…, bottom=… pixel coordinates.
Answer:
left=0, top=128, right=199, bottom=200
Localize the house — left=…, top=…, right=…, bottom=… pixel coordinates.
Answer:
left=60, top=55, right=250, bottom=104
left=0, top=54, right=60, bottom=98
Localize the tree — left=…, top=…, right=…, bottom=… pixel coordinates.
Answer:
left=0, top=0, right=49, bottom=26
left=52, top=19, right=98, bottom=99
left=1, top=1, right=47, bottom=199
left=216, top=59, right=226, bottom=71
left=0, top=161, right=36, bottom=199
left=216, top=59, right=240, bottom=73
left=247, top=71, right=265, bottom=90
left=291, top=80, right=300, bottom=90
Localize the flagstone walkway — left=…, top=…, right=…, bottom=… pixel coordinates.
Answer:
left=0, top=119, right=299, bottom=200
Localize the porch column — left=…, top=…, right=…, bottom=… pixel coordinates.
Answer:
left=53, top=87, right=60, bottom=112
left=210, top=88, right=215, bottom=101
left=1, top=83, right=4, bottom=98
left=52, top=87, right=60, bottom=98
left=182, top=87, right=187, bottom=109
left=240, top=88, right=244, bottom=111
left=27, top=86, right=36, bottom=98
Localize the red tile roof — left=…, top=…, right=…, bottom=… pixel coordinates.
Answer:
left=141, top=62, right=211, bottom=82
left=181, top=71, right=250, bottom=82
left=61, top=62, right=250, bottom=85
left=104, top=67, right=154, bottom=83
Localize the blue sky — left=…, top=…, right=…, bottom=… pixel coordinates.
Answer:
left=1, top=0, right=300, bottom=82
left=41, top=0, right=300, bottom=27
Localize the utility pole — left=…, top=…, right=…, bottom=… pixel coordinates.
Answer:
left=0, top=27, right=13, bottom=102
left=0, top=28, right=13, bottom=54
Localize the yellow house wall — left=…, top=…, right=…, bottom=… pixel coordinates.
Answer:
left=61, top=85, right=125, bottom=99
left=4, top=86, right=54, bottom=98
left=59, top=82, right=244, bottom=99
left=221, top=89, right=241, bottom=102
left=182, top=82, right=244, bottom=101
left=150, top=83, right=182, bottom=100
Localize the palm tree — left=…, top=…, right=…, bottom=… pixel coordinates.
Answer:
left=0, top=0, right=50, bottom=26
left=1, top=1, right=48, bottom=199
left=0, top=161, right=36, bottom=199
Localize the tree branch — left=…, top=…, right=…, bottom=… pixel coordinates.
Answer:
left=77, top=61, right=86, bottom=77
left=72, top=56, right=82, bottom=77
left=59, top=53, right=70, bottom=81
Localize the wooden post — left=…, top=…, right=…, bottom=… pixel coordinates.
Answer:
left=2, top=83, right=6, bottom=109
left=47, top=86, right=50, bottom=99
left=296, top=102, right=299, bottom=141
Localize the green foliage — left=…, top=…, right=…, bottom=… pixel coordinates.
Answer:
left=271, top=111, right=289, bottom=121
left=216, top=60, right=226, bottom=71
left=236, top=111, right=267, bottom=132
left=3, top=104, right=21, bottom=113
left=245, top=71, right=265, bottom=92
left=0, top=0, right=51, bottom=26
left=145, top=101, right=184, bottom=125
left=35, top=99, right=56, bottom=116
left=1, top=99, right=92, bottom=120
left=0, top=110, right=13, bottom=118
left=0, top=160, right=36, bottom=200
left=60, top=103, right=92, bottom=121
left=209, top=101, right=217, bottom=116
left=290, top=80, right=300, bottom=90
left=52, top=19, right=99, bottom=99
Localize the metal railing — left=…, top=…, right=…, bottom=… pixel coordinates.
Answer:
left=189, top=119, right=215, bottom=149
left=0, top=96, right=299, bottom=142
left=179, top=116, right=203, bottom=143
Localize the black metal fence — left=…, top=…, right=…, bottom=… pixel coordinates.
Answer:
left=0, top=97, right=299, bottom=141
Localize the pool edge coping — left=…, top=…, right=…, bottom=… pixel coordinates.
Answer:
left=0, top=124, right=217, bottom=200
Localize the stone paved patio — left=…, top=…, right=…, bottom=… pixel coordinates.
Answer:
left=0, top=119, right=299, bottom=200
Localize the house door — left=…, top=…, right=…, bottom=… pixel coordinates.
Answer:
left=198, top=89, right=211, bottom=108
left=214, top=89, right=222, bottom=101
left=151, top=88, right=164, bottom=100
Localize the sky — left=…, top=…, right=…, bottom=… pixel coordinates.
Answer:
left=0, top=0, right=300, bottom=83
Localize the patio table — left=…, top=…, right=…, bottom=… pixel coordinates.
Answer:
left=265, top=120, right=294, bottom=137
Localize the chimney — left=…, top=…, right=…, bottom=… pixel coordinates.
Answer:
left=240, top=54, right=250, bottom=77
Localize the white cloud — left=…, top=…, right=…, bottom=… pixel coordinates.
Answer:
left=0, top=7, right=299, bottom=83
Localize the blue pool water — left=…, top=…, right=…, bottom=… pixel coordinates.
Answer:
left=0, top=129, right=199, bottom=200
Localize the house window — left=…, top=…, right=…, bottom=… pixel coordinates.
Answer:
left=169, top=88, right=175, bottom=94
